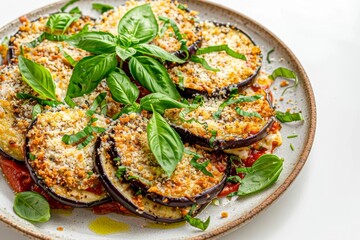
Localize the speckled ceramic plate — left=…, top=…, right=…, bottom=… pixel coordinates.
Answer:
left=0, top=0, right=316, bottom=239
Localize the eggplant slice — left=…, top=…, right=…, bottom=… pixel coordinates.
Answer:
left=168, top=21, right=262, bottom=98
left=98, top=113, right=229, bottom=207
left=96, top=0, right=202, bottom=55
left=0, top=65, right=37, bottom=161
left=25, top=108, right=110, bottom=207
left=95, top=129, right=209, bottom=223
left=8, top=15, right=94, bottom=64
left=164, top=85, right=275, bottom=150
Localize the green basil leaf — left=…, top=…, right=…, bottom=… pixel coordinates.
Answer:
left=227, top=175, right=242, bottom=183
left=129, top=56, right=180, bottom=100
left=86, top=92, right=107, bottom=116
left=134, top=44, right=185, bottom=63
left=290, top=144, right=294, bottom=151
left=112, top=103, right=141, bottom=120
left=268, top=67, right=298, bottom=95
left=213, top=94, right=263, bottom=120
left=66, top=53, right=117, bottom=98
left=31, top=104, right=41, bottom=120
left=209, top=130, right=217, bottom=148
left=176, top=70, right=185, bottom=90
left=185, top=149, right=214, bottom=177
left=69, top=6, right=82, bottom=15
left=46, top=13, right=80, bottom=34
left=64, top=96, right=76, bottom=108
left=115, top=46, right=136, bottom=61
left=140, top=93, right=188, bottom=114
left=115, top=166, right=127, bottom=179
left=25, top=33, right=45, bottom=48
left=190, top=55, right=219, bottom=72
left=92, top=3, right=114, bottom=14
left=62, top=125, right=105, bottom=146
left=77, top=135, right=95, bottom=150
left=66, top=31, right=117, bottom=54
left=266, top=48, right=275, bottom=64
left=158, top=16, right=183, bottom=41
left=13, top=191, right=50, bottom=223
left=275, top=111, right=303, bottom=123
left=235, top=106, right=262, bottom=119
left=16, top=93, right=62, bottom=107
left=57, top=45, right=77, bottom=66
left=60, top=0, right=79, bottom=12
left=177, top=4, right=187, bottom=11
left=117, top=4, right=158, bottom=45
left=18, top=56, right=57, bottom=101
left=184, top=215, right=210, bottom=231
left=196, top=44, right=246, bottom=61
left=230, top=154, right=283, bottom=196
left=147, top=107, right=184, bottom=177
left=106, top=68, right=139, bottom=105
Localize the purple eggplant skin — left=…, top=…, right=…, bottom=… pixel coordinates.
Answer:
left=171, top=117, right=275, bottom=151
left=94, top=137, right=208, bottom=223
left=0, top=147, right=24, bottom=163
left=24, top=120, right=110, bottom=208
left=108, top=136, right=230, bottom=207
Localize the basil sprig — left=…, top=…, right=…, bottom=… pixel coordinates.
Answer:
left=228, top=154, right=283, bottom=197
left=46, top=13, right=80, bottom=34
left=13, top=191, right=51, bottom=223
left=147, top=105, right=184, bottom=177
left=18, top=56, right=58, bottom=101
left=65, top=4, right=183, bottom=101
left=276, top=111, right=303, bottom=123
left=92, top=3, right=114, bottom=14
left=269, top=67, right=298, bottom=95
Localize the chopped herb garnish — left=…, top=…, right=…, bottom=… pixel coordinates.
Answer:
left=177, top=4, right=187, bottom=10
left=87, top=171, right=93, bottom=178
left=185, top=205, right=210, bottom=231
left=29, top=153, right=36, bottom=161
left=58, top=45, right=77, bottom=67
left=60, top=0, right=79, bottom=12
left=86, top=92, right=107, bottom=116
left=196, top=44, right=246, bottom=61
left=31, top=104, right=41, bottom=120
left=266, top=48, right=275, bottom=64
left=185, top=149, right=214, bottom=177
left=176, top=70, right=185, bottom=90
left=269, top=67, right=298, bottom=95
left=190, top=55, right=219, bottom=72
left=290, top=144, right=294, bottom=151
left=113, top=157, right=121, bottom=162
left=276, top=111, right=303, bottom=123
left=227, top=175, right=242, bottom=183
left=16, top=93, right=61, bottom=107
left=92, top=3, right=114, bottom=14
left=235, top=106, right=262, bottom=119
left=115, top=166, right=126, bottom=179
left=287, top=134, right=298, bottom=139
left=209, top=130, right=217, bottom=148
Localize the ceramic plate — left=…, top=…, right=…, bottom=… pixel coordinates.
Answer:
left=0, top=0, right=316, bottom=239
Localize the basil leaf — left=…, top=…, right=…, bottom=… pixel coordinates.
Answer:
left=184, top=215, right=210, bottom=231
left=177, top=4, right=187, bottom=11
left=115, top=166, right=127, bottom=179
left=16, top=93, right=61, bottom=107
left=43, top=32, right=69, bottom=41
left=92, top=3, right=114, bottom=14
left=25, top=33, right=45, bottom=48
left=112, top=103, right=141, bottom=120
left=213, top=94, right=263, bottom=120
left=66, top=53, right=117, bottom=98
left=176, top=70, right=185, bottom=90
left=134, top=44, right=185, bottom=63
left=140, top=93, right=188, bottom=114
left=117, top=4, right=158, bottom=45
left=66, top=31, right=117, bottom=54
left=31, top=104, right=41, bottom=120
left=86, top=92, right=107, bottom=116
left=196, top=44, right=246, bottom=61
left=18, top=56, right=57, bottom=101
left=266, top=48, right=275, bottom=64
left=185, top=149, right=213, bottom=177
left=235, top=106, right=262, bottom=119
left=60, top=0, right=79, bottom=12
left=13, top=191, right=50, bottom=223
left=46, top=13, right=80, bottom=34
left=77, top=135, right=95, bottom=150
left=190, top=55, right=219, bottom=72
left=147, top=107, right=184, bottom=177
left=115, top=46, right=136, bottom=61
left=69, top=7, right=82, bottom=15
left=290, top=144, right=295, bottom=151
left=58, top=45, right=77, bottom=66
left=106, top=68, right=139, bottom=105
left=209, top=130, right=217, bottom=148
left=268, top=67, right=298, bottom=95
left=64, top=96, right=76, bottom=108
left=129, top=56, right=180, bottom=100
left=62, top=126, right=105, bottom=146
left=275, top=111, right=303, bottom=123
left=227, top=175, right=242, bottom=183
left=230, top=154, right=283, bottom=196
left=158, top=16, right=183, bottom=41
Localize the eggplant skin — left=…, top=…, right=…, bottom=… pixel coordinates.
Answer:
left=94, top=137, right=208, bottom=223
left=171, top=117, right=275, bottom=151
left=0, top=147, right=24, bottom=163
left=25, top=119, right=110, bottom=208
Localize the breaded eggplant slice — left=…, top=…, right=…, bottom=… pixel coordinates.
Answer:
left=94, top=128, right=208, bottom=223
left=99, top=113, right=229, bottom=207
left=96, top=0, right=201, bottom=54
left=169, top=21, right=262, bottom=97
left=164, top=86, right=275, bottom=150
left=25, top=108, right=110, bottom=207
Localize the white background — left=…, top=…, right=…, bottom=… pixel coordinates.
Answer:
left=0, top=0, right=360, bottom=239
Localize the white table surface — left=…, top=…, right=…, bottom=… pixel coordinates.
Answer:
left=1, top=0, right=359, bottom=239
